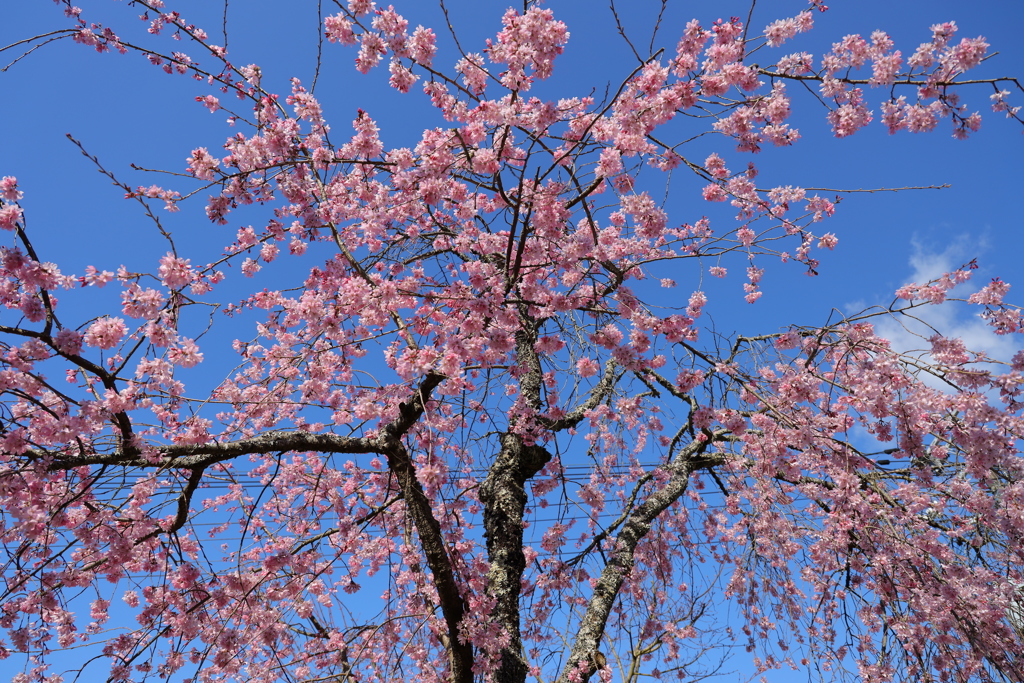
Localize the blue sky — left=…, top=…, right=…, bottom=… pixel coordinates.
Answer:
left=1, top=1, right=1023, bottom=682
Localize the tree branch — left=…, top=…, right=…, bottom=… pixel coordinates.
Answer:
left=44, top=430, right=379, bottom=471
left=556, top=435, right=725, bottom=683
left=376, top=372, right=475, bottom=683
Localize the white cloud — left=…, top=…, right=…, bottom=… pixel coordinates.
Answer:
left=906, top=233, right=988, bottom=283
left=857, top=236, right=1019, bottom=374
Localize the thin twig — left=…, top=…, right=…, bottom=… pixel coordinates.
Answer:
left=609, top=0, right=642, bottom=64
left=792, top=184, right=951, bottom=193
left=1, top=31, right=75, bottom=72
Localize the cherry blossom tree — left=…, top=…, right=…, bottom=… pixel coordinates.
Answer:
left=1, top=2, right=1023, bottom=683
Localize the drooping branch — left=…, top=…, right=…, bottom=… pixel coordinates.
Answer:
left=542, top=359, right=619, bottom=432
left=758, top=69, right=1023, bottom=91
left=45, top=370, right=477, bottom=682
left=556, top=435, right=725, bottom=683
left=376, top=372, right=475, bottom=683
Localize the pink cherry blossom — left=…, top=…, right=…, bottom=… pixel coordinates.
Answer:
left=967, top=278, right=1010, bottom=305
left=408, top=25, right=437, bottom=66
left=0, top=176, right=22, bottom=201
left=486, top=8, right=569, bottom=91
left=157, top=253, right=192, bottom=288
left=0, top=204, right=22, bottom=230
left=84, top=316, right=127, bottom=349
left=764, top=11, right=814, bottom=47
left=456, top=53, right=489, bottom=94
left=186, top=147, right=219, bottom=179
left=817, top=233, right=838, bottom=249
left=53, top=328, right=84, bottom=355
left=325, top=14, right=357, bottom=44
left=388, top=59, right=417, bottom=93
left=576, top=358, right=599, bottom=378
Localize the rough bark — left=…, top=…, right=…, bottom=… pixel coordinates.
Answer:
left=478, top=321, right=550, bottom=683
left=480, top=434, right=552, bottom=683
left=44, top=430, right=379, bottom=470
left=378, top=373, right=475, bottom=683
